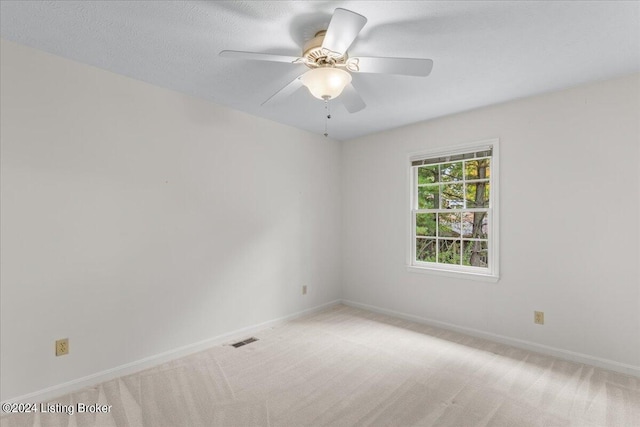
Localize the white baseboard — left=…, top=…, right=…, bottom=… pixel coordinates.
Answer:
left=2, top=300, right=341, bottom=404
left=341, top=299, right=640, bottom=378
left=6, top=297, right=636, bottom=404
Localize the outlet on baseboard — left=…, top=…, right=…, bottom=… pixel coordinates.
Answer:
left=56, top=338, right=69, bottom=356
left=302, top=285, right=307, bottom=295
left=534, top=311, right=544, bottom=325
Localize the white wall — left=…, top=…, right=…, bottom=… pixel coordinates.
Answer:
left=0, top=39, right=342, bottom=400
left=342, top=74, right=640, bottom=371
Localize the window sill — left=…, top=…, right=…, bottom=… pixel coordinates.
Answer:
left=406, top=265, right=500, bottom=283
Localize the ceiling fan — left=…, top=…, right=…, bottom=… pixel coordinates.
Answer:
left=219, top=8, right=434, bottom=113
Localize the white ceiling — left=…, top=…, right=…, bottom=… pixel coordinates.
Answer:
left=1, top=1, right=639, bottom=141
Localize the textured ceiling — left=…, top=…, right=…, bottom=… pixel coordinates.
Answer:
left=1, top=1, right=639, bottom=141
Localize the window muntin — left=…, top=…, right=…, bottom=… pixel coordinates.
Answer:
left=410, top=145, right=496, bottom=277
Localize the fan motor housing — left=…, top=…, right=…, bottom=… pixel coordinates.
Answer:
left=303, top=30, right=347, bottom=67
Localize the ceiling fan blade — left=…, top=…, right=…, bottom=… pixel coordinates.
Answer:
left=351, top=57, right=434, bottom=76
left=219, top=50, right=301, bottom=64
left=322, top=8, right=367, bottom=56
left=340, top=83, right=366, bottom=113
left=261, top=75, right=305, bottom=106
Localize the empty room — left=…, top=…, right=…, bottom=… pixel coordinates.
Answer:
left=1, top=1, right=639, bottom=426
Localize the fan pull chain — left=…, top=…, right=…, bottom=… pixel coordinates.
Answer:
left=324, top=99, right=331, bottom=137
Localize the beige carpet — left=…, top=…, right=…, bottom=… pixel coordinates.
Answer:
left=2, top=304, right=639, bottom=427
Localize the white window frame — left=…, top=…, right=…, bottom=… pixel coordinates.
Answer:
left=407, top=139, right=499, bottom=282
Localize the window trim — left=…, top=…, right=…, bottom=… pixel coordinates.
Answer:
left=407, top=139, right=500, bottom=282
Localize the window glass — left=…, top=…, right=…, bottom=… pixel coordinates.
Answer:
left=410, top=145, right=496, bottom=277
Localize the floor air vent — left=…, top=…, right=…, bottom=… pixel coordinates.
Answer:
left=231, top=337, right=259, bottom=348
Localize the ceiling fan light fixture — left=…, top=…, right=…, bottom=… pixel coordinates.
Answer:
left=300, top=67, right=351, bottom=100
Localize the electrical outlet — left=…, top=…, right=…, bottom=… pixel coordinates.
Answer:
left=534, top=311, right=544, bottom=325
left=56, top=338, right=69, bottom=356
left=302, top=285, right=307, bottom=295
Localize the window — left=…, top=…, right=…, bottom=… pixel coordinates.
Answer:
left=408, top=140, right=499, bottom=280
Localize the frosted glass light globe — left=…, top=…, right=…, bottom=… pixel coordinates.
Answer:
left=300, top=67, right=352, bottom=100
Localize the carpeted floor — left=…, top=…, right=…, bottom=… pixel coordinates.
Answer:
left=2, top=304, right=639, bottom=426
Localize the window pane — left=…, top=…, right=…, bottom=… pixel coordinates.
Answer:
left=416, top=213, right=436, bottom=237
left=462, top=212, right=488, bottom=239
left=466, top=181, right=490, bottom=208
left=465, top=159, right=491, bottom=180
left=416, top=238, right=436, bottom=262
left=438, top=239, right=461, bottom=265
left=441, top=162, right=463, bottom=182
left=418, top=165, right=439, bottom=184
left=411, top=146, right=494, bottom=273
left=441, top=183, right=464, bottom=209
left=418, top=185, right=439, bottom=209
left=461, top=213, right=472, bottom=238
left=438, top=212, right=461, bottom=237
left=462, top=240, right=488, bottom=267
